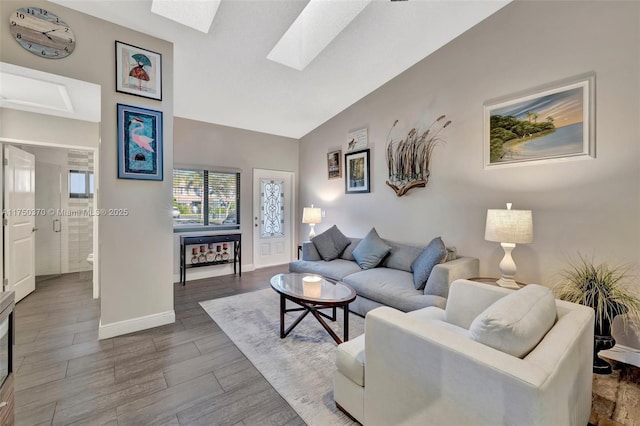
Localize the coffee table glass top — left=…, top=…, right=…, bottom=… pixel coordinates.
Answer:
left=270, top=273, right=355, bottom=304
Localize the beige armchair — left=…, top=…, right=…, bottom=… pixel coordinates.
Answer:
left=334, top=279, right=594, bottom=425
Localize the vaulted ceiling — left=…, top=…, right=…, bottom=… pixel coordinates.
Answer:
left=51, top=0, right=511, bottom=138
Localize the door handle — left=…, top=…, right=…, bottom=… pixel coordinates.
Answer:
left=53, top=219, right=61, bottom=232
left=32, top=227, right=38, bottom=233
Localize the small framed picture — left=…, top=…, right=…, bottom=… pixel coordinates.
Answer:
left=115, top=41, right=162, bottom=100
left=347, top=127, right=368, bottom=151
left=117, top=104, right=163, bottom=181
left=345, top=149, right=370, bottom=194
left=327, top=149, right=342, bottom=179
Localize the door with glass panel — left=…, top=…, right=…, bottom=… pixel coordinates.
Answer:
left=252, top=169, right=294, bottom=268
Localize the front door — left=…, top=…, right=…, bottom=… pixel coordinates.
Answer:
left=252, top=169, right=294, bottom=269
left=4, top=145, right=36, bottom=302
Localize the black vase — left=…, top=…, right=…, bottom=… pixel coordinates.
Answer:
left=593, top=318, right=615, bottom=375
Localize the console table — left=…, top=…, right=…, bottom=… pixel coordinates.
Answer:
left=179, top=233, right=241, bottom=285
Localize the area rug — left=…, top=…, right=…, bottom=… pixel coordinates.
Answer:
left=200, top=289, right=364, bottom=425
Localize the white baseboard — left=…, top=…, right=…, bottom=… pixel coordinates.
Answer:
left=98, top=310, right=175, bottom=340
left=173, top=263, right=255, bottom=283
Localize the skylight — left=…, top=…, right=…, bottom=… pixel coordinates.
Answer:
left=151, top=0, right=221, bottom=33
left=267, top=0, right=373, bottom=71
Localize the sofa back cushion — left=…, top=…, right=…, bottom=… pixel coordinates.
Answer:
left=340, top=238, right=362, bottom=261
left=311, top=225, right=351, bottom=261
left=469, top=284, right=557, bottom=358
left=352, top=228, right=391, bottom=270
left=380, top=240, right=423, bottom=272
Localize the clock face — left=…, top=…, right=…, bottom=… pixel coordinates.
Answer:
left=9, top=7, right=76, bottom=59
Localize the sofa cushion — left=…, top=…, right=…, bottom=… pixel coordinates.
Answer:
left=343, top=268, right=447, bottom=312
left=352, top=228, right=391, bottom=270
left=380, top=240, right=423, bottom=272
left=311, top=225, right=351, bottom=261
left=469, top=284, right=557, bottom=358
left=411, top=237, right=447, bottom=291
left=340, top=238, right=362, bottom=261
left=336, top=334, right=365, bottom=386
left=288, top=259, right=362, bottom=282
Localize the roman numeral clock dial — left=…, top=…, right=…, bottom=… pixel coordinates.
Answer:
left=9, top=7, right=76, bottom=59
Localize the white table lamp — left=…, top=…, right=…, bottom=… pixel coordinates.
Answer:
left=485, top=203, right=533, bottom=289
left=302, top=205, right=322, bottom=239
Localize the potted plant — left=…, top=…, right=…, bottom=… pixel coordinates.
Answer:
left=555, top=255, right=640, bottom=375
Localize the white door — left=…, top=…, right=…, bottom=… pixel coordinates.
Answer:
left=5, top=146, right=36, bottom=302
left=34, top=161, right=62, bottom=276
left=253, top=169, right=295, bottom=268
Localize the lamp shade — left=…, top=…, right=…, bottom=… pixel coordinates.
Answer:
left=485, top=209, right=533, bottom=244
left=302, top=207, right=322, bottom=224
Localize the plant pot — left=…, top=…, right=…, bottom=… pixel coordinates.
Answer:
left=593, top=318, right=615, bottom=375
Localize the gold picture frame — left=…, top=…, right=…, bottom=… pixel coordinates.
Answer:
left=327, top=149, right=342, bottom=180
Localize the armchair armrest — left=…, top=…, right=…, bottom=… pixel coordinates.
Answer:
left=363, top=307, right=560, bottom=426
left=301, top=241, right=321, bottom=261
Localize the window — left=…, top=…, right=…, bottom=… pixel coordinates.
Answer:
left=69, top=171, right=94, bottom=198
left=173, top=167, right=240, bottom=230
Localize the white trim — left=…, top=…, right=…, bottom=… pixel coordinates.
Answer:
left=98, top=309, right=175, bottom=340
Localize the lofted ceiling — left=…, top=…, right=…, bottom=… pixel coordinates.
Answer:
left=50, top=0, right=511, bottom=138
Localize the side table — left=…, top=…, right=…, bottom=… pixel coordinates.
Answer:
left=467, top=277, right=526, bottom=288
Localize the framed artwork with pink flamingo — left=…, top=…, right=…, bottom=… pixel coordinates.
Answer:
left=117, top=104, right=163, bottom=181
left=115, top=41, right=162, bottom=100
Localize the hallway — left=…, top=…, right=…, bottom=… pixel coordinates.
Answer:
left=14, top=268, right=302, bottom=425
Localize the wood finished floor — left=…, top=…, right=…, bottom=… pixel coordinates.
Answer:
left=14, top=267, right=304, bottom=426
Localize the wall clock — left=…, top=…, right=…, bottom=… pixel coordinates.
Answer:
left=9, top=7, right=76, bottom=59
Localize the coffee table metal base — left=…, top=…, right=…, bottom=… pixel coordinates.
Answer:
left=279, top=294, right=349, bottom=344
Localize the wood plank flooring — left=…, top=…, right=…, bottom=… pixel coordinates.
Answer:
left=15, top=267, right=304, bottom=425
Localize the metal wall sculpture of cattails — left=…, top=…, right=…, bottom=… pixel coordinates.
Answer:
left=385, top=115, right=451, bottom=197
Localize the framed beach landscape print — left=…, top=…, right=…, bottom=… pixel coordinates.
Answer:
left=116, top=41, right=162, bottom=100
left=345, top=149, right=370, bottom=194
left=117, top=104, right=163, bottom=181
left=484, top=73, right=595, bottom=169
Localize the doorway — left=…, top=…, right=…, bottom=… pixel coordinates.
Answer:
left=23, top=146, right=95, bottom=280
left=0, top=62, right=101, bottom=300
left=252, top=169, right=295, bottom=269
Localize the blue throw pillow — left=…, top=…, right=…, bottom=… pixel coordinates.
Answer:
left=352, top=228, right=391, bottom=270
left=311, top=225, right=351, bottom=261
left=411, top=237, right=447, bottom=290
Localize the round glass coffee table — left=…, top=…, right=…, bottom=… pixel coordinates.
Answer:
left=270, top=273, right=356, bottom=344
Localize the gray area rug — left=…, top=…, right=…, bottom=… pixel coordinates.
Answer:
left=200, top=289, right=364, bottom=426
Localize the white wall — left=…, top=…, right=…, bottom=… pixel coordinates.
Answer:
left=1, top=1, right=175, bottom=338
left=173, top=117, right=299, bottom=279
left=299, top=1, right=640, bottom=289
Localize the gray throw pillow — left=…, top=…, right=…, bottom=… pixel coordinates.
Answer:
left=311, top=225, right=351, bottom=261
left=352, top=228, right=391, bottom=270
left=411, top=237, right=447, bottom=290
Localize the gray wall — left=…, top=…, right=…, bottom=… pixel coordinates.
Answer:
left=173, top=117, right=299, bottom=275
left=1, top=1, right=175, bottom=330
left=299, top=1, right=640, bottom=290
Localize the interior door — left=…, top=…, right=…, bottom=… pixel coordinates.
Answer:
left=253, top=169, right=294, bottom=269
left=34, top=161, right=62, bottom=276
left=4, top=145, right=36, bottom=302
